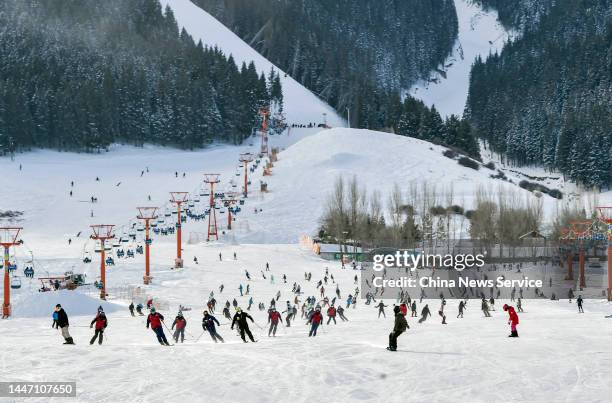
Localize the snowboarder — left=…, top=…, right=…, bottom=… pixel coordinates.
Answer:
left=503, top=304, right=519, bottom=337
left=577, top=295, right=584, bottom=313
left=418, top=304, right=431, bottom=323
left=231, top=308, right=256, bottom=343
left=376, top=302, right=388, bottom=318
left=268, top=307, right=282, bottom=336
left=146, top=307, right=170, bottom=346
left=307, top=307, right=323, bottom=337
left=55, top=304, right=74, bottom=344
left=89, top=308, right=108, bottom=345
left=171, top=312, right=187, bottom=343
left=387, top=306, right=408, bottom=351
left=202, top=311, right=224, bottom=343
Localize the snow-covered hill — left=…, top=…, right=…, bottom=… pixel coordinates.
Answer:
left=408, top=0, right=515, bottom=117
left=159, top=0, right=343, bottom=127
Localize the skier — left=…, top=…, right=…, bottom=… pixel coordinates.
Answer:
left=337, top=305, right=348, bottom=321
left=268, top=307, right=283, bottom=337
left=438, top=299, right=447, bottom=324
left=171, top=312, right=187, bottom=343
left=457, top=300, right=466, bottom=318
left=129, top=302, right=135, bottom=317
left=146, top=307, right=170, bottom=346
left=222, top=305, right=232, bottom=320
left=387, top=305, right=408, bottom=351
left=231, top=308, right=256, bottom=343
left=376, top=302, right=388, bottom=318
left=327, top=305, right=337, bottom=324
left=481, top=297, right=491, bottom=317
left=307, top=307, right=323, bottom=337
left=136, top=303, right=144, bottom=316
left=202, top=311, right=224, bottom=343
left=55, top=304, right=74, bottom=344
left=411, top=301, right=417, bottom=317
left=577, top=295, right=584, bottom=313
left=89, top=308, right=108, bottom=345
left=517, top=298, right=523, bottom=313
left=503, top=304, right=519, bottom=337
left=239, top=284, right=243, bottom=296
left=418, top=304, right=431, bottom=324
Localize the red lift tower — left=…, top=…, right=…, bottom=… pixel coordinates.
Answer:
left=222, top=192, right=238, bottom=230
left=137, top=207, right=158, bottom=284
left=259, top=107, right=270, bottom=156
left=239, top=152, right=254, bottom=197
left=90, top=225, right=115, bottom=300
left=170, top=192, right=189, bottom=268
left=571, top=221, right=591, bottom=290
left=597, top=207, right=612, bottom=301
left=204, top=174, right=221, bottom=241
left=1, top=227, right=22, bottom=318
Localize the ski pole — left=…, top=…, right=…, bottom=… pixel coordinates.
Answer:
left=195, top=330, right=206, bottom=343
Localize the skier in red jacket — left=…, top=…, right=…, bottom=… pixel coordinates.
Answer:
left=171, top=312, right=187, bottom=343
left=268, top=308, right=283, bottom=337
left=89, top=308, right=108, bottom=345
left=503, top=304, right=519, bottom=337
left=308, top=307, right=323, bottom=337
left=147, top=307, right=170, bottom=346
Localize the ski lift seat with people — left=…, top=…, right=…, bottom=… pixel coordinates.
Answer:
left=11, top=277, right=21, bottom=289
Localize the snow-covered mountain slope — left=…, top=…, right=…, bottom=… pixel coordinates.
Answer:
left=408, top=0, right=514, bottom=117
left=159, top=0, right=343, bottom=127
left=236, top=128, right=573, bottom=243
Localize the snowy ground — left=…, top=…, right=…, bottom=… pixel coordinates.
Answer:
left=1, top=243, right=612, bottom=402
left=408, top=0, right=515, bottom=117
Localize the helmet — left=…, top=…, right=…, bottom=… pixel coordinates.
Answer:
left=178, top=312, right=183, bottom=317
left=503, top=304, right=509, bottom=311
left=150, top=307, right=156, bottom=313
left=203, top=311, right=208, bottom=315
left=236, top=307, right=242, bottom=313
left=393, top=306, right=401, bottom=314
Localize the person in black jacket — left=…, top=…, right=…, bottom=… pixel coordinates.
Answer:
left=231, top=308, right=256, bottom=343
left=388, top=306, right=408, bottom=351
left=55, top=304, right=74, bottom=344
left=202, top=311, right=224, bottom=343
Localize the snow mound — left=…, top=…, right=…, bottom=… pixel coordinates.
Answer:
left=12, top=290, right=122, bottom=318
left=159, top=0, right=343, bottom=127
left=236, top=128, right=562, bottom=243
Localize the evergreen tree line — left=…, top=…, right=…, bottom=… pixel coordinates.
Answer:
left=0, top=0, right=283, bottom=152
left=194, top=0, right=480, bottom=158
left=466, top=0, right=611, bottom=188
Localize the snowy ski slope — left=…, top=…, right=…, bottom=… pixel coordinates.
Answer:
left=408, top=0, right=514, bottom=117
left=159, top=0, right=344, bottom=127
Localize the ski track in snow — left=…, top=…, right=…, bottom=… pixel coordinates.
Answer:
left=159, top=0, right=344, bottom=127
left=408, top=0, right=514, bottom=117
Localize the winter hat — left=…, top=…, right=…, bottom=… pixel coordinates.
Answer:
left=56, top=304, right=62, bottom=308
left=150, top=307, right=156, bottom=313
left=236, top=307, right=242, bottom=313
left=503, top=304, right=509, bottom=311
left=393, top=306, right=401, bottom=314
